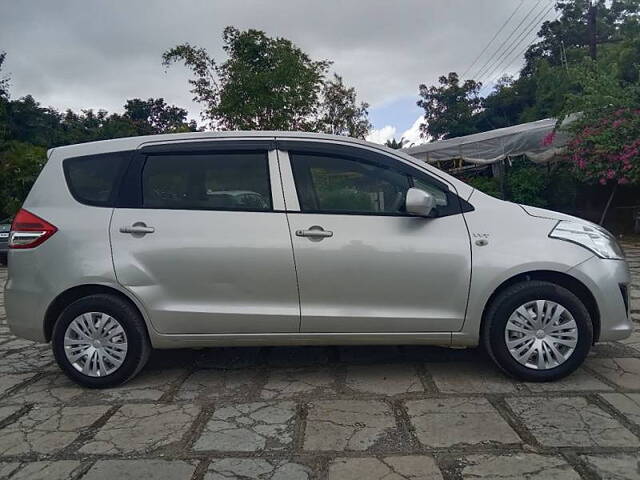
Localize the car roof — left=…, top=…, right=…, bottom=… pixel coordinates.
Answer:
left=48, top=131, right=473, bottom=199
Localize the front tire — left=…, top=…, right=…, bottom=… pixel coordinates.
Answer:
left=52, top=294, right=151, bottom=388
left=483, top=280, right=593, bottom=382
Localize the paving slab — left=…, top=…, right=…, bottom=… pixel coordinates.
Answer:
left=85, top=368, right=187, bottom=402
left=0, top=463, right=20, bottom=478
left=345, top=364, right=423, bottom=395
left=600, top=392, right=640, bottom=427
left=425, top=362, right=520, bottom=394
left=460, top=454, right=580, bottom=479
left=618, top=327, right=640, bottom=354
left=8, top=460, right=83, bottom=480
left=206, top=458, right=312, bottom=480
left=194, top=401, right=296, bottom=452
left=0, top=372, right=37, bottom=397
left=304, top=399, right=396, bottom=451
left=587, top=357, right=640, bottom=390
left=0, top=405, right=109, bottom=456
left=261, top=367, right=336, bottom=399
left=195, top=347, right=262, bottom=369
left=0, top=338, right=37, bottom=351
left=266, top=346, right=330, bottom=367
left=405, top=398, right=520, bottom=448
left=83, top=459, right=198, bottom=480
left=506, top=396, right=639, bottom=447
left=580, top=454, right=640, bottom=480
left=176, top=369, right=255, bottom=402
left=338, top=346, right=403, bottom=364
left=525, top=368, right=612, bottom=392
left=0, top=405, right=23, bottom=423
left=328, top=456, right=443, bottom=480
left=0, top=348, right=55, bottom=374
left=79, top=404, right=199, bottom=454
left=5, top=373, right=87, bottom=405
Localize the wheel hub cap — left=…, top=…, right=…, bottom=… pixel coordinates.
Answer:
left=63, top=312, right=128, bottom=377
left=504, top=300, right=578, bottom=370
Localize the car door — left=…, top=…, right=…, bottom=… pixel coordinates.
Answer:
left=279, top=141, right=472, bottom=333
left=110, top=142, right=300, bottom=334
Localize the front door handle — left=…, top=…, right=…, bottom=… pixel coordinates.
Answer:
left=295, top=226, right=333, bottom=239
left=120, top=223, right=155, bottom=235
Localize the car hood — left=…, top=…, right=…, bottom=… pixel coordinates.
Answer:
left=519, top=205, right=602, bottom=228
left=520, top=205, right=591, bottom=223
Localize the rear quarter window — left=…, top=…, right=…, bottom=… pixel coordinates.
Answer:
left=63, top=152, right=130, bottom=207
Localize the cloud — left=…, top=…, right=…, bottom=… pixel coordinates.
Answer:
left=400, top=116, right=428, bottom=147
left=366, top=125, right=396, bottom=145
left=0, top=0, right=526, bottom=120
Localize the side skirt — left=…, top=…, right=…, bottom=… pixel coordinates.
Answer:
left=150, top=331, right=462, bottom=349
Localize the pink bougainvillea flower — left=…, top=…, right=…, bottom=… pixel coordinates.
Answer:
left=599, top=178, right=607, bottom=185
left=606, top=169, right=616, bottom=179
left=618, top=177, right=629, bottom=185
left=542, top=131, right=556, bottom=147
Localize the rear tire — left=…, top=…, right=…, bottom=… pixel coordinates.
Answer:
left=483, top=280, right=592, bottom=382
left=52, top=294, right=151, bottom=388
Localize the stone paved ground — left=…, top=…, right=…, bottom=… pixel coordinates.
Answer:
left=0, top=240, right=639, bottom=479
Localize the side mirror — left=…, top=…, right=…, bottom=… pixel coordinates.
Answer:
left=405, top=187, right=436, bottom=217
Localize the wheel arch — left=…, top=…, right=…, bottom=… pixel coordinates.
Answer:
left=479, top=270, right=601, bottom=344
left=44, top=284, right=149, bottom=342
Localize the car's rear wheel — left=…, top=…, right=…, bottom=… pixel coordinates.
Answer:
left=52, top=294, right=151, bottom=388
left=483, top=280, right=593, bottom=382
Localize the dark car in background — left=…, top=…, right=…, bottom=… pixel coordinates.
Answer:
left=0, top=219, right=10, bottom=265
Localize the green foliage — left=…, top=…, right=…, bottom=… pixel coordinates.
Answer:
left=0, top=141, right=46, bottom=217
left=315, top=74, right=371, bottom=139
left=417, top=72, right=482, bottom=140
left=506, top=160, right=549, bottom=207
left=163, top=28, right=370, bottom=136
left=463, top=175, right=502, bottom=199
left=565, top=108, right=640, bottom=186
left=163, top=27, right=331, bottom=131
left=385, top=137, right=406, bottom=149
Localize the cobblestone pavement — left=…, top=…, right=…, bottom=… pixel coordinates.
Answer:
left=0, top=241, right=639, bottom=479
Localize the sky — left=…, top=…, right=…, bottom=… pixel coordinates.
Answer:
left=0, top=0, right=556, bottom=145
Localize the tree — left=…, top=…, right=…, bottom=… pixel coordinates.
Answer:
left=559, top=60, right=640, bottom=225
left=0, top=51, right=8, bottom=99
left=417, top=72, right=482, bottom=140
left=123, top=98, right=197, bottom=135
left=163, top=27, right=330, bottom=130
left=385, top=137, right=406, bottom=149
left=523, top=0, right=640, bottom=74
left=314, top=74, right=371, bottom=139
left=0, top=141, right=46, bottom=217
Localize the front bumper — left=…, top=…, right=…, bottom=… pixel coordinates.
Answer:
left=568, top=256, right=633, bottom=342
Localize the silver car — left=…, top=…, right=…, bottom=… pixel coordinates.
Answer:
left=4, top=132, right=632, bottom=388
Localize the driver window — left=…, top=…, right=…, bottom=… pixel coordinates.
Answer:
left=291, top=153, right=411, bottom=214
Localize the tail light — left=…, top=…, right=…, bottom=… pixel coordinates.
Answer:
left=9, top=209, right=58, bottom=249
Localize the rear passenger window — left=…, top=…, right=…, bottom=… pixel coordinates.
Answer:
left=142, top=152, right=272, bottom=211
left=64, top=153, right=129, bottom=206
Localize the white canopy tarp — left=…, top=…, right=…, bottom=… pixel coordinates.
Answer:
left=402, top=117, right=570, bottom=165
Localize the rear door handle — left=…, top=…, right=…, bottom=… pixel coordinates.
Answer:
left=295, top=226, right=333, bottom=239
left=120, top=223, right=155, bottom=235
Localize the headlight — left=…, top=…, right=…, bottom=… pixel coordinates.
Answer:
left=549, top=220, right=624, bottom=260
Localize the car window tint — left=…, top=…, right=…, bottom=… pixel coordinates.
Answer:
left=64, top=153, right=129, bottom=206
left=291, top=153, right=410, bottom=214
left=142, top=152, right=271, bottom=211
left=412, top=176, right=449, bottom=207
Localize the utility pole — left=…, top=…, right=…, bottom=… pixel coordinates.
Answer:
left=588, top=0, right=597, bottom=60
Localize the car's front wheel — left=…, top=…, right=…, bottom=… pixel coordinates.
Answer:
left=52, top=293, right=151, bottom=388
left=483, top=280, right=593, bottom=382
